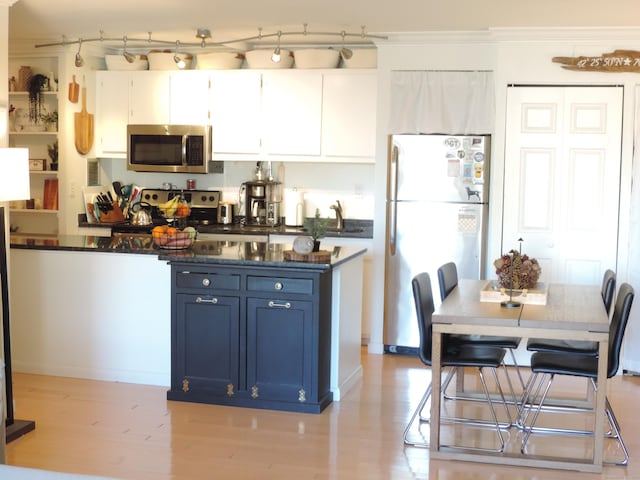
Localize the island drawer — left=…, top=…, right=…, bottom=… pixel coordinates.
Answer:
left=247, top=275, right=314, bottom=295
left=176, top=271, right=240, bottom=291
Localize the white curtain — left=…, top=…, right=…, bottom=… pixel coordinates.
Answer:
left=388, top=71, right=495, bottom=134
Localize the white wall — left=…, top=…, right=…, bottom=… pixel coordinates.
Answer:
left=367, top=28, right=640, bottom=355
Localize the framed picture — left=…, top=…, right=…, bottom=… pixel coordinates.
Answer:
left=29, top=158, right=46, bottom=171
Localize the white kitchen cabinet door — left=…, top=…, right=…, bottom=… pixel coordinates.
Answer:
left=96, top=71, right=129, bottom=156
left=261, top=70, right=323, bottom=156
left=322, top=71, right=377, bottom=160
left=210, top=71, right=262, bottom=155
left=129, top=71, right=171, bottom=124
left=170, top=71, right=210, bottom=124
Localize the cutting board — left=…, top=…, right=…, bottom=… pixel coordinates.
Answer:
left=74, top=80, right=94, bottom=154
left=283, top=250, right=331, bottom=263
left=68, top=74, right=79, bottom=103
left=43, top=178, right=59, bottom=210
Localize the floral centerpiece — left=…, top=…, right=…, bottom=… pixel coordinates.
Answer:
left=494, top=249, right=541, bottom=290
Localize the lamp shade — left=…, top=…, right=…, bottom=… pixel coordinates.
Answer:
left=0, top=148, right=30, bottom=202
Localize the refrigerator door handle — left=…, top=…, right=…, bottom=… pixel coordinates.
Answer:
left=388, top=145, right=399, bottom=256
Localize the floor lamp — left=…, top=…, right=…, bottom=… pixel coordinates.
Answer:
left=0, top=148, right=35, bottom=442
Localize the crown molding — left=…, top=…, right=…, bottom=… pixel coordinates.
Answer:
left=373, top=27, right=640, bottom=47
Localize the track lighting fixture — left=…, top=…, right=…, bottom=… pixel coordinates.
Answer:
left=122, top=36, right=135, bottom=63
left=36, top=25, right=387, bottom=69
left=271, top=31, right=282, bottom=63
left=173, top=40, right=186, bottom=69
left=340, top=31, right=353, bottom=60
left=196, top=28, right=211, bottom=48
left=75, top=38, right=84, bottom=67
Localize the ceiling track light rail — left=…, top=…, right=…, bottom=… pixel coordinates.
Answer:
left=34, top=25, right=387, bottom=53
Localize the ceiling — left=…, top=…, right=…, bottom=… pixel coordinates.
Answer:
left=8, top=0, right=640, bottom=53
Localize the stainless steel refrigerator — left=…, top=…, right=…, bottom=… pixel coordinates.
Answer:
left=384, top=134, right=491, bottom=351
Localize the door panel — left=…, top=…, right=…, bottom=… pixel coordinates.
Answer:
left=503, top=86, right=622, bottom=285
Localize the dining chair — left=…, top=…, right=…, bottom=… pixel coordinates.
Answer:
left=403, top=272, right=511, bottom=452
left=437, top=262, right=524, bottom=391
left=526, top=269, right=616, bottom=356
left=520, top=283, right=634, bottom=466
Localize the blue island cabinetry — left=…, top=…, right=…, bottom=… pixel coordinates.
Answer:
left=167, top=263, right=333, bottom=413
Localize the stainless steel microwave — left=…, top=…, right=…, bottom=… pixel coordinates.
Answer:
left=127, top=124, right=212, bottom=173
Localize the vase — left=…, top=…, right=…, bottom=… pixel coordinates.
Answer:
left=312, top=240, right=321, bottom=252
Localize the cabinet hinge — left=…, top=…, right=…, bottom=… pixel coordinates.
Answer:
left=227, top=383, right=234, bottom=397
left=182, top=378, right=190, bottom=392
left=298, top=388, right=307, bottom=403
left=251, top=385, right=259, bottom=399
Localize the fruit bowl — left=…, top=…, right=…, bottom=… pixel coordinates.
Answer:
left=152, top=226, right=197, bottom=250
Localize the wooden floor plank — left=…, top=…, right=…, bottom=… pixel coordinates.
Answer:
left=6, top=350, right=640, bottom=479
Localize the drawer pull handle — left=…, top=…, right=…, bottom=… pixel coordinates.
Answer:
left=274, top=282, right=283, bottom=290
left=202, top=278, right=211, bottom=287
left=268, top=301, right=291, bottom=309
left=196, top=297, right=218, bottom=304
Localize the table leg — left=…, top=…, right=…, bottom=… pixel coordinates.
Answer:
left=593, top=339, right=607, bottom=467
left=430, top=331, right=442, bottom=451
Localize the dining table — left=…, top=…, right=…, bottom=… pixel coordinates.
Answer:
left=430, top=279, right=610, bottom=472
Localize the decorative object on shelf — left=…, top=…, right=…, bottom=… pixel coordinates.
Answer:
left=27, top=73, right=48, bottom=123
left=40, top=110, right=58, bottom=132
left=17, top=65, right=32, bottom=91
left=28, top=158, right=46, bottom=171
left=293, top=236, right=315, bottom=254
left=303, top=208, right=330, bottom=252
left=493, top=240, right=541, bottom=291
left=0, top=148, right=36, bottom=442
left=47, top=140, right=58, bottom=171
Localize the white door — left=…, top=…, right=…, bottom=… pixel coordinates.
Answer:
left=503, top=86, right=622, bottom=285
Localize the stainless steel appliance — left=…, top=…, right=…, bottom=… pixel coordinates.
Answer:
left=384, top=134, right=491, bottom=351
left=127, top=124, right=212, bottom=173
left=241, top=180, right=282, bottom=226
left=139, top=188, right=220, bottom=226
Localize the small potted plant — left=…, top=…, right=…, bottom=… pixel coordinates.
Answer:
left=41, top=110, right=58, bottom=132
left=47, top=140, right=58, bottom=171
left=303, top=208, right=330, bottom=252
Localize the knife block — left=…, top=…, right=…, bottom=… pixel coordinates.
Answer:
left=98, top=203, right=125, bottom=223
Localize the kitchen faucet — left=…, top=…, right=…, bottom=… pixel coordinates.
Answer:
left=330, top=200, right=344, bottom=231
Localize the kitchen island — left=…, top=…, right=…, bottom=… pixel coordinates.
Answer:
left=9, top=234, right=366, bottom=412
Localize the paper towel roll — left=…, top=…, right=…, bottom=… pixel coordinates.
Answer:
left=285, top=189, right=305, bottom=226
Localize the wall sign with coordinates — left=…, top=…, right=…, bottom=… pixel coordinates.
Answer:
left=553, top=50, right=640, bottom=72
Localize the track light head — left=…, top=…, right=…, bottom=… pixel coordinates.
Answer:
left=271, top=31, right=282, bottom=63
left=122, top=36, right=135, bottom=63
left=75, top=38, right=84, bottom=67
left=174, top=40, right=186, bottom=69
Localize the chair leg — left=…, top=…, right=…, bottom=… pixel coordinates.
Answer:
left=403, top=381, right=433, bottom=447
left=521, top=373, right=555, bottom=452
left=604, top=398, right=629, bottom=466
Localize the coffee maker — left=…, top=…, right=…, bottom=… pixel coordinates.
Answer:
left=242, top=180, right=282, bottom=226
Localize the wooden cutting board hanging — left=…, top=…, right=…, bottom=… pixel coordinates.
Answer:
left=68, top=74, right=79, bottom=103
left=74, top=76, right=94, bottom=155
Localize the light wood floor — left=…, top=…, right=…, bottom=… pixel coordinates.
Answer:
left=5, top=350, right=640, bottom=480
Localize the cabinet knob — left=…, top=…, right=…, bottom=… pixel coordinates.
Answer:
left=274, top=281, right=283, bottom=290
left=202, top=278, right=211, bottom=287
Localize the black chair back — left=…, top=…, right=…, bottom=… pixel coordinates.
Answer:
left=412, top=272, right=435, bottom=366
left=437, top=262, right=458, bottom=302
left=607, top=283, right=634, bottom=378
left=601, top=269, right=616, bottom=316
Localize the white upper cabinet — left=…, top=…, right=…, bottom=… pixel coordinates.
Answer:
left=96, top=71, right=171, bottom=157
left=210, top=71, right=262, bottom=155
left=321, top=71, right=377, bottom=160
left=170, top=71, right=210, bottom=124
left=95, top=69, right=376, bottom=162
left=261, top=70, right=323, bottom=156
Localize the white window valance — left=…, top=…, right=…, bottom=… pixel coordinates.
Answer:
left=389, top=71, right=495, bottom=135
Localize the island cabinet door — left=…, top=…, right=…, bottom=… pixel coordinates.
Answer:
left=246, top=297, right=315, bottom=406
left=170, top=293, right=241, bottom=400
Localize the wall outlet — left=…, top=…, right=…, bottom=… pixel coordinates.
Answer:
left=354, top=184, right=363, bottom=199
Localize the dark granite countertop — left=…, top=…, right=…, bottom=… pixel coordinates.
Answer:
left=77, top=215, right=373, bottom=239
left=10, top=233, right=366, bottom=270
